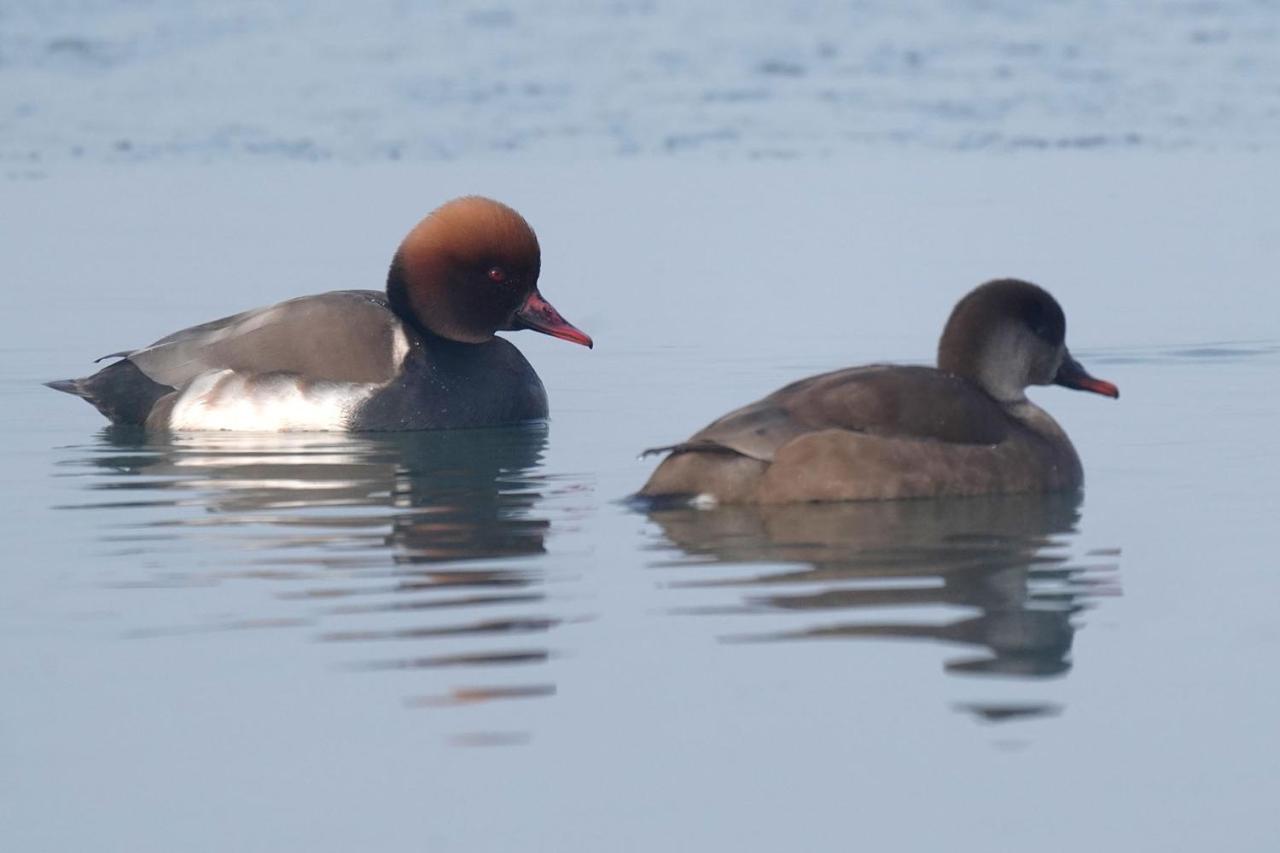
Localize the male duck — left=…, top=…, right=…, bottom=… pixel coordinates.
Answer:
left=47, top=197, right=592, bottom=431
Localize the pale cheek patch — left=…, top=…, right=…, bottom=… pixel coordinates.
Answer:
left=168, top=370, right=378, bottom=432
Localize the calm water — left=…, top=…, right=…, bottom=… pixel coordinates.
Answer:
left=4, top=3, right=1280, bottom=852
left=4, top=158, right=1277, bottom=851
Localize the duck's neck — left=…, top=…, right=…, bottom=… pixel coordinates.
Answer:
left=939, top=321, right=1033, bottom=404
left=386, top=255, right=494, bottom=350
left=385, top=253, right=421, bottom=333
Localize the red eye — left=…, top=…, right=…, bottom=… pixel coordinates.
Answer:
left=488, top=267, right=507, bottom=283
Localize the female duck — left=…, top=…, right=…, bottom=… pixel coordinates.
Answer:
left=638, top=279, right=1117, bottom=504
left=48, top=197, right=592, bottom=431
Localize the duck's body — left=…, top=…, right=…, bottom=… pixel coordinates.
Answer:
left=639, top=279, right=1117, bottom=505
left=55, top=290, right=549, bottom=431
left=48, top=197, right=591, bottom=431
left=639, top=363, right=1084, bottom=503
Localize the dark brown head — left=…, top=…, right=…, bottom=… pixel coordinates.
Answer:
left=386, top=196, right=592, bottom=347
left=937, top=279, right=1118, bottom=403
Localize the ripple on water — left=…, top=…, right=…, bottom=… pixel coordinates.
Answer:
left=55, top=424, right=588, bottom=745
left=1084, top=340, right=1280, bottom=365
left=641, top=492, right=1121, bottom=719
left=4, top=1, right=1279, bottom=169
left=55, top=423, right=1121, bottom=743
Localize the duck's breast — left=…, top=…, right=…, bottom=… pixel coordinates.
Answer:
left=350, top=334, right=549, bottom=430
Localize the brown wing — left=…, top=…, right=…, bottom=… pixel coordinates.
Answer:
left=662, top=365, right=1011, bottom=462
left=123, top=291, right=405, bottom=388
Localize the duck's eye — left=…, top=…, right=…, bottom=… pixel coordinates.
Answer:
left=488, top=266, right=508, bottom=284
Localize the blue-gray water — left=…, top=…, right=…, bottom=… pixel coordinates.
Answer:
left=4, top=0, right=1280, bottom=173
left=4, top=3, right=1280, bottom=852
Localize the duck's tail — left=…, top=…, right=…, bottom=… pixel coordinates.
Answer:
left=45, top=360, right=173, bottom=426
left=45, top=377, right=91, bottom=398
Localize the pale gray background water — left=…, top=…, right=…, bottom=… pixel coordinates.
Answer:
left=3, top=3, right=1279, bottom=852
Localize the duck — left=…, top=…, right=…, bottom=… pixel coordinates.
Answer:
left=46, top=196, right=592, bottom=431
left=637, top=279, right=1117, bottom=505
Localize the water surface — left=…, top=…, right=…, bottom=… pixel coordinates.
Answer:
left=3, top=4, right=1280, bottom=846
left=4, top=0, right=1279, bottom=174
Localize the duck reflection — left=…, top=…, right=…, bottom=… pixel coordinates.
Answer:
left=646, top=493, right=1118, bottom=687
left=88, top=424, right=550, bottom=564
left=69, top=425, right=568, bottom=732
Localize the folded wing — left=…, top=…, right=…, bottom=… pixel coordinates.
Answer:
left=123, top=290, right=406, bottom=389
left=658, top=365, right=1010, bottom=462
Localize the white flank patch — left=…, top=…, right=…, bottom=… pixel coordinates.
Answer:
left=168, top=370, right=378, bottom=432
